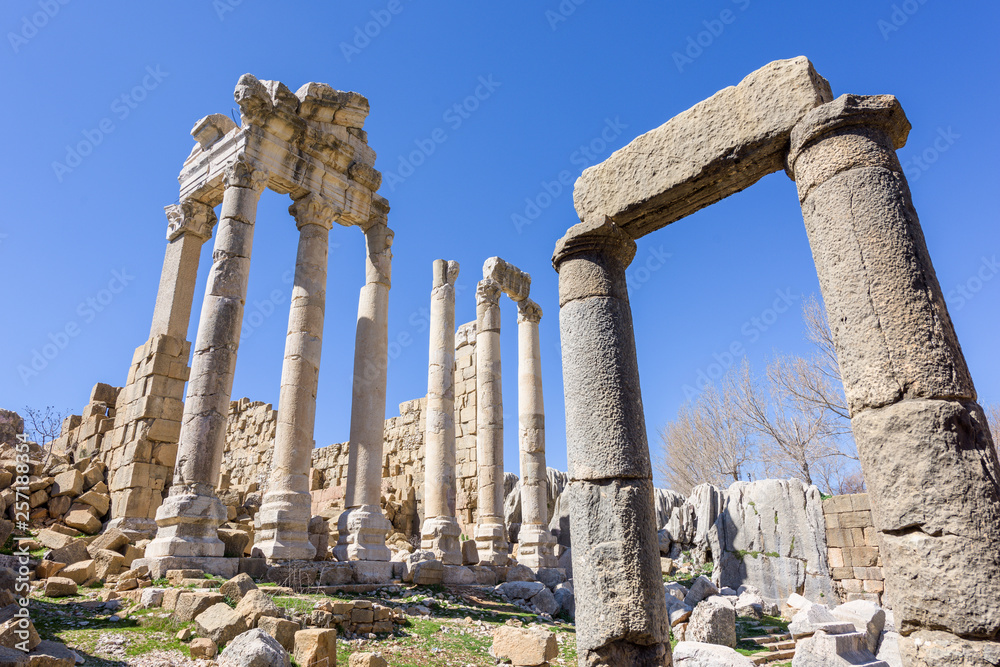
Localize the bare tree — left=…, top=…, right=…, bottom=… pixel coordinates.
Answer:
left=22, top=405, right=67, bottom=461
left=657, top=384, right=756, bottom=496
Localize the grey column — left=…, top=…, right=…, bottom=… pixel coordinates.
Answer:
left=552, top=218, right=670, bottom=666
left=257, top=194, right=336, bottom=562
left=146, top=156, right=268, bottom=560
left=473, top=279, right=509, bottom=565
left=515, top=298, right=557, bottom=570
left=419, top=259, right=463, bottom=564
left=335, top=215, right=394, bottom=562
left=788, top=94, right=1000, bottom=657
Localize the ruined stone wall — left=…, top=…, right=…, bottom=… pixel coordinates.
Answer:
left=51, top=383, right=121, bottom=463
left=821, top=493, right=885, bottom=605
left=453, top=321, right=478, bottom=533
left=219, top=398, right=278, bottom=496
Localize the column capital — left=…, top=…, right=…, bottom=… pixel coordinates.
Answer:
left=476, top=279, right=502, bottom=308
left=223, top=153, right=270, bottom=192
left=165, top=199, right=217, bottom=242
left=786, top=94, right=910, bottom=179
left=552, top=217, right=636, bottom=272
left=517, top=298, right=543, bottom=325
left=289, top=193, right=339, bottom=231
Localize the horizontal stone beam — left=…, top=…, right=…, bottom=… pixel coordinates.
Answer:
left=572, top=56, right=833, bottom=238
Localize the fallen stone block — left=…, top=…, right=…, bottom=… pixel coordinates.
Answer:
left=293, top=628, right=336, bottom=667
left=687, top=598, right=736, bottom=648
left=42, top=578, right=78, bottom=598
left=492, top=625, right=558, bottom=666
left=195, top=602, right=248, bottom=645
left=220, top=572, right=258, bottom=602
left=189, top=637, right=217, bottom=659
left=673, top=641, right=754, bottom=666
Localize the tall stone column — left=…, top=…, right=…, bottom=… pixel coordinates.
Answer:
left=105, top=199, right=216, bottom=538
left=257, top=195, right=336, bottom=562
left=144, top=156, right=268, bottom=572
left=473, top=279, right=509, bottom=565
left=788, top=94, right=1000, bottom=658
left=335, top=218, right=394, bottom=562
left=515, top=299, right=557, bottom=570
left=419, top=259, right=463, bottom=564
left=553, top=218, right=670, bottom=666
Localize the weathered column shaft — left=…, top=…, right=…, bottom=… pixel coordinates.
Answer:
left=788, top=94, right=1000, bottom=648
left=151, top=201, right=216, bottom=340
left=145, top=157, right=267, bottom=564
left=473, top=279, right=509, bottom=564
left=257, top=195, right=336, bottom=561
left=420, top=259, right=463, bottom=564
left=336, top=215, right=393, bottom=562
left=553, top=218, right=670, bottom=666
left=516, top=299, right=557, bottom=569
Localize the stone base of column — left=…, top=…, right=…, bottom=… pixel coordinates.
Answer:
left=132, top=556, right=239, bottom=580
left=334, top=504, right=391, bottom=562
left=105, top=516, right=158, bottom=542
left=145, top=488, right=227, bottom=559
left=474, top=520, right=509, bottom=566
left=420, top=515, right=463, bottom=565
left=256, top=490, right=317, bottom=562
left=581, top=641, right=671, bottom=667
left=516, top=524, right=558, bottom=570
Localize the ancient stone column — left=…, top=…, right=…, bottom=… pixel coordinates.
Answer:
left=105, top=199, right=215, bottom=538
left=335, top=216, right=394, bottom=562
left=515, top=298, right=557, bottom=570
left=150, top=200, right=217, bottom=339
left=419, top=259, right=463, bottom=564
left=144, top=156, right=268, bottom=570
left=473, top=279, right=509, bottom=565
left=788, top=94, right=1000, bottom=658
left=256, top=194, right=337, bottom=562
left=552, top=218, right=670, bottom=666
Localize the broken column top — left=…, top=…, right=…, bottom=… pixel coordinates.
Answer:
left=483, top=257, right=531, bottom=302
left=572, top=56, right=833, bottom=239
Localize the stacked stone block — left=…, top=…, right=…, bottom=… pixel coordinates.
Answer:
left=102, top=334, right=191, bottom=537
left=51, top=383, right=121, bottom=463
left=221, top=399, right=278, bottom=496
left=453, top=322, right=479, bottom=534
left=822, top=493, right=884, bottom=605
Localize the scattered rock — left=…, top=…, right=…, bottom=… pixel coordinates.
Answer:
left=218, top=629, right=290, bottom=667
left=673, top=641, right=754, bottom=666
left=687, top=598, right=736, bottom=648
left=195, top=602, right=248, bottom=646
left=220, top=572, right=258, bottom=603
left=42, top=578, right=78, bottom=598
left=293, top=628, right=336, bottom=667
left=189, top=638, right=217, bottom=659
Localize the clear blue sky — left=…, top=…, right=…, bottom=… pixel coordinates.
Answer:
left=2, top=1, right=997, bottom=486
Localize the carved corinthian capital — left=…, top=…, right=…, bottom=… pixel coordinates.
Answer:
left=476, top=279, right=502, bottom=308
left=165, top=199, right=217, bottom=242
left=223, top=153, right=269, bottom=192
left=289, top=193, right=339, bottom=231
left=517, top=298, right=543, bottom=325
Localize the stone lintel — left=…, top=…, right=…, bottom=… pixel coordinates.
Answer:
left=572, top=56, right=832, bottom=238
left=483, top=257, right=531, bottom=302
